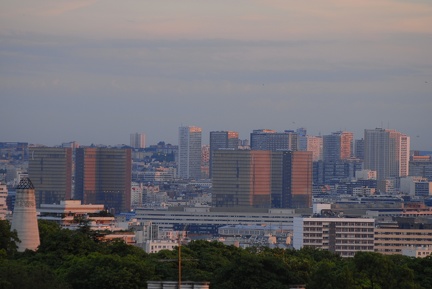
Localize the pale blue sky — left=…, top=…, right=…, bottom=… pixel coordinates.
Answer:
left=1, top=0, right=432, bottom=149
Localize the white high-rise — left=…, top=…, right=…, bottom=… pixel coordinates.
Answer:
left=364, top=128, right=410, bottom=180
left=178, top=126, right=202, bottom=180
left=130, top=133, right=146, bottom=149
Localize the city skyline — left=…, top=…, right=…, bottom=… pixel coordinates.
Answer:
left=1, top=1, right=432, bottom=150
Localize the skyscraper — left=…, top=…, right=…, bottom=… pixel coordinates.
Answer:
left=11, top=178, right=40, bottom=252
left=130, top=133, right=146, bottom=148
left=212, top=150, right=272, bottom=208
left=298, top=135, right=323, bottom=162
left=364, top=128, right=410, bottom=181
left=209, top=131, right=239, bottom=178
left=178, top=126, right=202, bottom=180
left=322, top=131, right=353, bottom=162
left=28, top=147, right=73, bottom=207
left=250, top=129, right=298, bottom=151
left=75, top=147, right=132, bottom=214
left=212, top=150, right=312, bottom=208
left=272, top=151, right=313, bottom=208
left=354, top=138, right=365, bottom=160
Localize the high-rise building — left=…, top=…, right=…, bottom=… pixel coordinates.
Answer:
left=28, top=147, right=73, bottom=207
left=11, top=178, right=40, bottom=252
left=354, top=138, right=365, bottom=160
left=272, top=151, right=313, bottom=208
left=209, top=131, right=239, bottom=178
left=322, top=131, right=353, bottom=162
left=130, top=133, right=146, bottom=149
left=212, top=150, right=312, bottom=208
left=201, top=145, right=210, bottom=179
left=212, top=150, right=272, bottom=208
left=75, top=148, right=132, bottom=214
left=178, top=126, right=202, bottom=180
left=303, top=136, right=323, bottom=162
left=250, top=129, right=298, bottom=151
left=364, top=128, right=410, bottom=180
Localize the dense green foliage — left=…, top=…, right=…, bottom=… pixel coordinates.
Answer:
left=1, top=219, right=431, bottom=289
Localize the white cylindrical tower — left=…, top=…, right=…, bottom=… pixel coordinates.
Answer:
left=11, top=177, right=40, bottom=252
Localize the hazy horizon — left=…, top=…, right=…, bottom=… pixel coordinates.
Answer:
left=1, top=0, right=432, bottom=149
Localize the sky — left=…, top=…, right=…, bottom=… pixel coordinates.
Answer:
left=1, top=0, right=432, bottom=149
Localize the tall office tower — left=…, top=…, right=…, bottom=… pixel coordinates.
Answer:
left=322, top=131, right=353, bottom=162
left=212, top=150, right=312, bottom=208
left=272, top=151, right=313, bottom=208
left=28, top=147, right=73, bottom=207
left=364, top=128, right=410, bottom=181
left=178, top=126, right=202, bottom=180
left=201, top=145, right=210, bottom=179
left=212, top=150, right=272, bottom=208
left=11, top=178, right=40, bottom=252
left=75, top=148, right=132, bottom=214
left=296, top=127, right=307, bottom=150
left=304, top=136, right=323, bottom=162
left=250, top=129, right=298, bottom=151
left=354, top=138, right=365, bottom=160
left=209, top=131, right=239, bottom=178
left=130, top=133, right=146, bottom=148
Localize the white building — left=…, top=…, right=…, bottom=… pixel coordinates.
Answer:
left=293, top=216, right=375, bottom=257
left=38, top=200, right=116, bottom=230
left=145, top=239, right=179, bottom=253
left=178, top=126, right=202, bottom=180
left=135, top=207, right=298, bottom=232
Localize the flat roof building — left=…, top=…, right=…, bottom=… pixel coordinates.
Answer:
left=75, top=147, right=132, bottom=214
left=293, top=215, right=375, bottom=257
left=28, top=147, right=73, bottom=207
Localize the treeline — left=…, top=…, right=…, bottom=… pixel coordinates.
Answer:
left=1, top=219, right=431, bottom=289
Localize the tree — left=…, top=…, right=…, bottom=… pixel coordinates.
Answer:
left=0, top=220, right=19, bottom=256
left=59, top=253, right=155, bottom=289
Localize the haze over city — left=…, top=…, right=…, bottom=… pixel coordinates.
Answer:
left=1, top=0, right=431, bottom=149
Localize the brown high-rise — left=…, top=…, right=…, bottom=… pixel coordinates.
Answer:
left=28, top=147, right=72, bottom=207
left=75, top=148, right=131, bottom=214
left=212, top=150, right=312, bottom=208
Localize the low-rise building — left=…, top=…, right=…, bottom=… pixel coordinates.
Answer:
left=38, top=200, right=116, bottom=230
left=402, top=246, right=432, bottom=258
left=375, top=227, right=432, bottom=255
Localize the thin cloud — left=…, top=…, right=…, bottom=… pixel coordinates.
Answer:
left=43, top=0, right=98, bottom=16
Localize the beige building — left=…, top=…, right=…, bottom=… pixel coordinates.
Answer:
left=0, top=183, right=7, bottom=220
left=375, top=227, right=432, bottom=255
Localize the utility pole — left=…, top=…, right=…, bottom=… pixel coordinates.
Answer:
left=178, top=233, right=182, bottom=289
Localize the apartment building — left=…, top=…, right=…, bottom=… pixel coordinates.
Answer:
left=293, top=214, right=375, bottom=257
